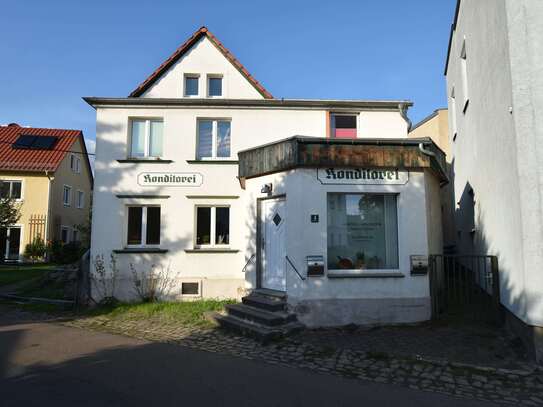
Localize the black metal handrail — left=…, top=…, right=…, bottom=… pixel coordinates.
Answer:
left=286, top=255, right=305, bottom=281
left=242, top=253, right=256, bottom=273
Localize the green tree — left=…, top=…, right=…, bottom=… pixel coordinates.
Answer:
left=0, top=196, right=21, bottom=229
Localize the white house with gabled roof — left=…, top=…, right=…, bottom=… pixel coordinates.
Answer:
left=86, top=26, right=446, bottom=329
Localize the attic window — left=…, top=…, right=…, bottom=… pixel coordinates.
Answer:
left=208, top=75, right=223, bottom=97
left=184, top=75, right=199, bottom=97
left=13, top=135, right=58, bottom=150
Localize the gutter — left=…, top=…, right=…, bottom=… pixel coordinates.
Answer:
left=82, top=97, right=413, bottom=111
left=399, top=103, right=412, bottom=132
left=418, top=143, right=449, bottom=186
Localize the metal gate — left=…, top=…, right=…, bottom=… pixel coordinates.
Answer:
left=429, top=255, right=502, bottom=324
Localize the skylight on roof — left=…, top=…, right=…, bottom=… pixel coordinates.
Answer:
left=13, top=134, right=58, bottom=150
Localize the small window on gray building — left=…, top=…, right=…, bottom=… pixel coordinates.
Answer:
left=460, top=39, right=469, bottom=112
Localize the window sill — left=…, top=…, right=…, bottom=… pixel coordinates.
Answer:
left=327, top=271, right=405, bottom=279
left=184, top=248, right=239, bottom=253
left=186, top=160, right=238, bottom=165
left=116, top=194, right=170, bottom=199
left=113, top=248, right=169, bottom=254
left=117, top=159, right=173, bottom=164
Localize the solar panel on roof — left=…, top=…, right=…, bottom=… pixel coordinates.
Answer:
left=13, top=135, right=38, bottom=149
left=32, top=136, right=58, bottom=149
left=12, top=134, right=58, bottom=150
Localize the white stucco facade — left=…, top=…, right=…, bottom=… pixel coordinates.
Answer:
left=88, top=27, right=448, bottom=327
left=91, top=105, right=410, bottom=301
left=241, top=168, right=441, bottom=326
left=445, top=0, right=543, bottom=354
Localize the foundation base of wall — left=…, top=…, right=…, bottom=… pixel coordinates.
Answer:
left=503, top=307, right=543, bottom=365
left=92, top=278, right=246, bottom=302
left=289, top=297, right=431, bottom=328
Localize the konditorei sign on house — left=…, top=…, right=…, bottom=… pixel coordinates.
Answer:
left=317, top=168, right=408, bottom=185
left=137, top=172, right=203, bottom=187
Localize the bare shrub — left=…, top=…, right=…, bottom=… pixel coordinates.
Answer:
left=92, top=253, right=119, bottom=305
left=130, top=262, right=177, bottom=302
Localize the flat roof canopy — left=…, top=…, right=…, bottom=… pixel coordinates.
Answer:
left=238, top=136, right=448, bottom=185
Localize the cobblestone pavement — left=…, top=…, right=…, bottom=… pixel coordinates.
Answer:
left=3, top=306, right=542, bottom=406
left=295, top=319, right=530, bottom=370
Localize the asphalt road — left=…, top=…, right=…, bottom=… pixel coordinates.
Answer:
left=0, top=316, right=495, bottom=407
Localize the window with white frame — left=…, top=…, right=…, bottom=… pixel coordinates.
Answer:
left=61, top=226, right=70, bottom=244
left=195, top=206, right=230, bottom=247
left=196, top=119, right=231, bottom=160
left=76, top=190, right=84, bottom=209
left=0, top=180, right=22, bottom=200
left=130, top=119, right=164, bottom=158
left=327, top=193, right=399, bottom=270
left=126, top=206, right=161, bottom=246
left=207, top=75, right=223, bottom=97
left=70, top=154, right=81, bottom=173
left=63, top=185, right=72, bottom=206
left=184, top=74, right=199, bottom=97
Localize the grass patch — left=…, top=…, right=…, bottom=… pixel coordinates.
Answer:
left=87, top=299, right=236, bottom=328
left=18, top=278, right=67, bottom=300
left=0, top=264, right=55, bottom=287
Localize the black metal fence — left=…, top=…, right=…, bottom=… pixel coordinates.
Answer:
left=429, top=255, right=502, bottom=325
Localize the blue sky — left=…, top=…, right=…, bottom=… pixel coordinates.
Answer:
left=0, top=0, right=455, bottom=153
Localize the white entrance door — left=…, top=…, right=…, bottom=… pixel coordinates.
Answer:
left=261, top=198, right=287, bottom=291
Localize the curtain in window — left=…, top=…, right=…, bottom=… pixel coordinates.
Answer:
left=131, top=120, right=146, bottom=157
left=197, top=121, right=213, bottom=159
left=149, top=121, right=163, bottom=157
left=217, top=121, right=231, bottom=158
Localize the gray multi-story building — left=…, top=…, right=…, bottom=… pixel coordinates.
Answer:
left=445, top=0, right=542, bottom=362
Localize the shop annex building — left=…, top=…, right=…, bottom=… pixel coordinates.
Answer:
left=87, top=27, right=446, bottom=326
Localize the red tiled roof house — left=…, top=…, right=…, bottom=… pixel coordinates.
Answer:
left=0, top=123, right=93, bottom=261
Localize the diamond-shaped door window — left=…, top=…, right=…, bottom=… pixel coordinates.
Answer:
left=272, top=213, right=282, bottom=226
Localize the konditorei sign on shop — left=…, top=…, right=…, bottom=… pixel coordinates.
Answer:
left=137, top=172, right=203, bottom=187
left=317, top=168, right=408, bottom=185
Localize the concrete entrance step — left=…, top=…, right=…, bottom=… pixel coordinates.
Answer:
left=209, top=312, right=303, bottom=343
left=225, top=303, right=296, bottom=327
left=242, top=294, right=286, bottom=312
left=252, top=288, right=287, bottom=300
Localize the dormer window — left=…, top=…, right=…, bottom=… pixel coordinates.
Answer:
left=330, top=113, right=357, bottom=139
left=207, top=75, right=223, bottom=97
left=184, top=74, right=199, bottom=97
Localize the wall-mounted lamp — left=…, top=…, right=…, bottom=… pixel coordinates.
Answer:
left=261, top=183, right=273, bottom=194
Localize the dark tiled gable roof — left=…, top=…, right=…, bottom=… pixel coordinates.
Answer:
left=0, top=124, right=84, bottom=172
left=129, top=26, right=273, bottom=99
